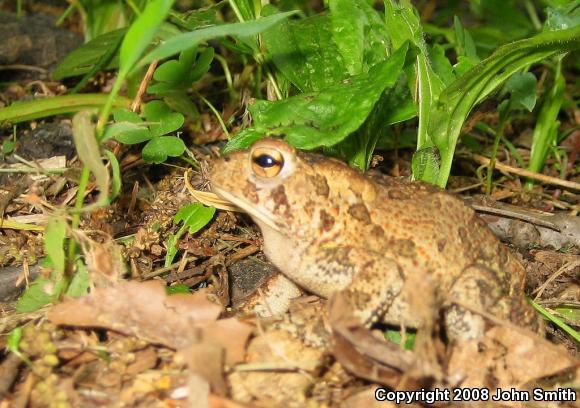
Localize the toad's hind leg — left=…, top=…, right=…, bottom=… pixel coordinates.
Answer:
left=444, top=263, right=540, bottom=341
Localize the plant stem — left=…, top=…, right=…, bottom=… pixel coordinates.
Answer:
left=67, top=166, right=90, bottom=268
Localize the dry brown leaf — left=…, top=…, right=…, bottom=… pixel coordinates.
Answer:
left=209, top=394, right=250, bottom=408
left=47, top=280, right=249, bottom=361
left=229, top=329, right=325, bottom=408
left=177, top=343, right=226, bottom=396
left=447, top=326, right=579, bottom=389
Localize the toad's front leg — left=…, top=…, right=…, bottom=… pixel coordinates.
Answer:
left=294, top=246, right=417, bottom=379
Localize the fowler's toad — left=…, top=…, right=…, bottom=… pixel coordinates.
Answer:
left=210, top=138, right=540, bottom=340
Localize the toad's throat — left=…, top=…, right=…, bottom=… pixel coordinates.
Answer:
left=211, top=186, right=281, bottom=232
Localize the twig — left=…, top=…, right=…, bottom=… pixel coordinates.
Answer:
left=130, top=60, right=159, bottom=113
left=471, top=154, right=580, bottom=191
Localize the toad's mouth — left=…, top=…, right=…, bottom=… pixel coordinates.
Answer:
left=211, top=185, right=281, bottom=233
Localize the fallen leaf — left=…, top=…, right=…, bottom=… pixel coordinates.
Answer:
left=47, top=280, right=250, bottom=363
left=447, top=326, right=579, bottom=389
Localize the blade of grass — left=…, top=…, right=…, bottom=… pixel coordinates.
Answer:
left=531, top=299, right=580, bottom=344
left=0, top=94, right=131, bottom=124
left=526, top=58, right=565, bottom=190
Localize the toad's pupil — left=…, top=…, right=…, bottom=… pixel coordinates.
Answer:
left=254, top=154, right=278, bottom=168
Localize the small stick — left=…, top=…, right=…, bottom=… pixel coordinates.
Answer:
left=472, top=154, right=580, bottom=191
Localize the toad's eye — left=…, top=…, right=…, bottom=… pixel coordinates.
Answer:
left=251, top=147, right=284, bottom=178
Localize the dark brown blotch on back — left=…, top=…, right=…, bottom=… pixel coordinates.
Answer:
left=389, top=238, right=416, bottom=258
left=310, top=174, right=330, bottom=198
left=319, top=209, right=335, bottom=232
left=437, top=239, right=447, bottom=252
left=348, top=203, right=371, bottom=223
left=387, top=189, right=411, bottom=200
left=371, top=225, right=384, bottom=238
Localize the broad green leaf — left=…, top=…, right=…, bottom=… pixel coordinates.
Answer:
left=243, top=44, right=408, bottom=150
left=53, top=29, right=125, bottom=80
left=505, top=72, right=538, bottom=111
left=138, top=11, right=298, bottom=68
left=174, top=203, right=216, bottom=234
left=119, top=0, right=174, bottom=78
left=329, top=0, right=365, bottom=75
left=142, top=136, right=186, bottom=163
left=329, top=0, right=390, bottom=75
left=45, top=217, right=66, bottom=276
left=262, top=15, right=348, bottom=92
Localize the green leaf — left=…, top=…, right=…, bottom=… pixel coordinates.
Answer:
left=142, top=136, right=186, bottom=163
left=385, top=329, right=416, bottom=350
left=453, top=16, right=479, bottom=60
left=545, top=3, right=580, bottom=31
left=7, top=327, right=23, bottom=353
left=104, top=150, right=122, bottom=199
left=412, top=147, right=441, bottom=184
left=245, top=44, right=408, bottom=150
left=223, top=129, right=265, bottom=154
left=429, top=44, right=455, bottom=85
left=143, top=101, right=185, bottom=137
left=505, top=72, right=538, bottom=111
left=16, top=276, right=65, bottom=312
left=104, top=122, right=153, bottom=144
left=262, top=15, right=348, bottom=92
left=139, top=11, right=298, bottom=68
left=329, top=0, right=365, bottom=75
left=427, top=25, right=580, bottom=187
left=119, top=0, right=175, bottom=78
left=188, top=47, right=215, bottom=83
left=527, top=60, right=565, bottom=188
left=384, top=0, right=444, bottom=152
left=113, top=108, right=142, bottom=123
left=174, top=203, right=216, bottom=234
left=329, top=0, right=390, bottom=75
left=166, top=284, right=192, bottom=295
left=44, top=217, right=67, bottom=276
left=2, top=139, right=16, bottom=155
left=67, top=261, right=90, bottom=297
left=53, top=29, right=125, bottom=80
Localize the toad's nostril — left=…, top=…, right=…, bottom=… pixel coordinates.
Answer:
left=224, top=156, right=231, bottom=162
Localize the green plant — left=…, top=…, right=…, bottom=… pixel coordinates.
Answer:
left=222, top=0, right=580, bottom=186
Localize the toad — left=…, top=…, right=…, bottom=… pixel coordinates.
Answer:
left=210, top=138, right=541, bottom=342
